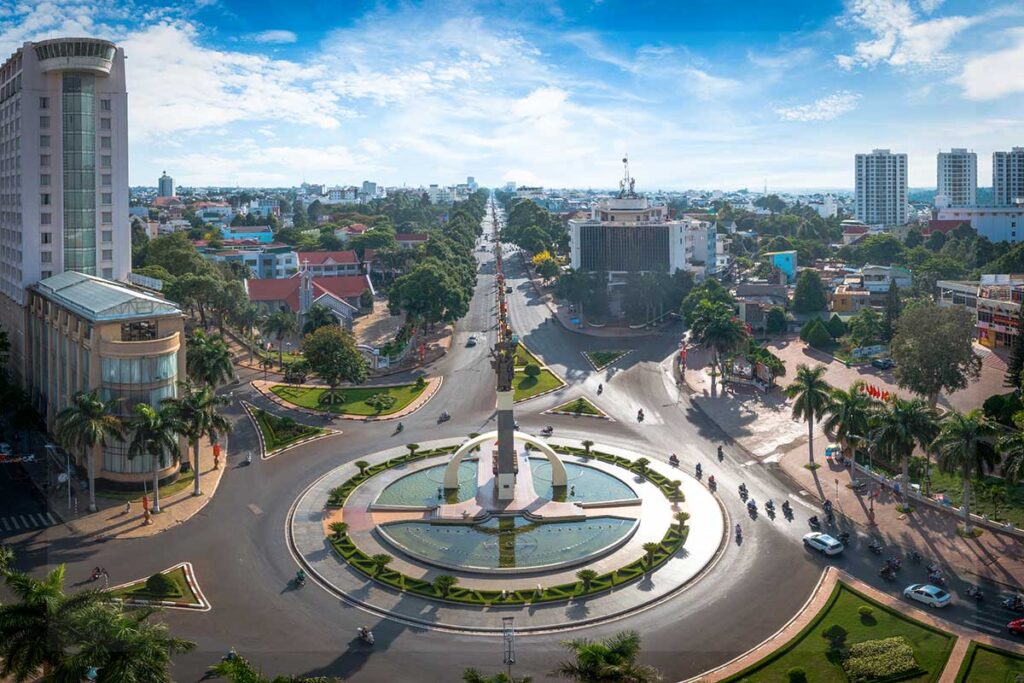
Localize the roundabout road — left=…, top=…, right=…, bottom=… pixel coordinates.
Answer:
left=2, top=202, right=1003, bottom=682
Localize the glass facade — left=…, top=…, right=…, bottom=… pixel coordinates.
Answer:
left=100, top=351, right=179, bottom=473
left=62, top=73, right=97, bottom=275
left=578, top=224, right=670, bottom=272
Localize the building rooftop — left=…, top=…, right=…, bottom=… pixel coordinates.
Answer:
left=34, top=271, right=181, bottom=322
left=297, top=250, right=359, bottom=266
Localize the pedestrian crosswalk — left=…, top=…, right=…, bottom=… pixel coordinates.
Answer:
left=0, top=511, right=57, bottom=532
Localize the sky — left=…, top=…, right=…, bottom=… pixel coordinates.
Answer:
left=3, top=0, right=1024, bottom=191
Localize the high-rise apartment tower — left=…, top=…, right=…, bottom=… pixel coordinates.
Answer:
left=854, top=149, right=908, bottom=226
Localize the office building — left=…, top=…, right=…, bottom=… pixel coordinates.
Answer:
left=936, top=148, right=976, bottom=208
left=157, top=170, right=174, bottom=197
left=854, top=149, right=908, bottom=226
left=937, top=274, right=1024, bottom=349
left=993, top=148, right=1024, bottom=207
left=0, top=38, right=131, bottom=382
left=935, top=206, right=1024, bottom=243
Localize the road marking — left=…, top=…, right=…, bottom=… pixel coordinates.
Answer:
left=35, top=513, right=49, bottom=526
left=19, top=515, right=29, bottom=528
left=1, top=518, right=9, bottom=530
left=739, top=460, right=759, bottom=468
left=10, top=517, right=20, bottom=530
left=248, top=503, right=263, bottom=516
left=46, top=512, right=56, bottom=525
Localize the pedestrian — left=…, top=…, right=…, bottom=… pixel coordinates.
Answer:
left=123, top=501, right=131, bottom=515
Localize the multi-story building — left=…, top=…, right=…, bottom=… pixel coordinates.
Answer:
left=220, top=224, right=273, bottom=244
left=937, top=274, right=1024, bottom=348
left=157, top=170, right=174, bottom=198
left=26, top=271, right=186, bottom=492
left=296, top=250, right=360, bottom=277
left=0, top=38, right=131, bottom=382
left=935, top=206, right=1024, bottom=243
left=936, top=148, right=977, bottom=208
left=568, top=165, right=715, bottom=284
left=993, top=147, right=1024, bottom=207
left=854, top=149, right=908, bottom=226
left=203, top=243, right=298, bottom=279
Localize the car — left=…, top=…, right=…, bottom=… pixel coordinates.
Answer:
left=872, top=358, right=895, bottom=370
left=1010, top=618, right=1024, bottom=636
left=903, top=584, right=951, bottom=608
left=802, top=532, right=845, bottom=556
left=0, top=442, right=11, bottom=456
left=466, top=335, right=478, bottom=347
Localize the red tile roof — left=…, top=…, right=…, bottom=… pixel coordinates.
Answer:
left=245, top=274, right=372, bottom=313
left=924, top=219, right=971, bottom=235
left=395, top=232, right=428, bottom=242
left=842, top=225, right=869, bottom=234
left=297, top=250, right=359, bottom=266
left=344, top=223, right=370, bottom=234
left=313, top=275, right=371, bottom=300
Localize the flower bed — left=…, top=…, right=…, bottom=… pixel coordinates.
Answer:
left=253, top=408, right=324, bottom=451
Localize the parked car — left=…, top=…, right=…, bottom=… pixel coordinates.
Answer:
left=1009, top=618, right=1024, bottom=636
left=466, top=335, right=478, bottom=347
left=903, top=584, right=951, bottom=608
left=802, top=532, right=845, bottom=556
left=872, top=358, right=895, bottom=370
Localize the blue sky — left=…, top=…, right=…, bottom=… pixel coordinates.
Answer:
left=3, top=0, right=1024, bottom=190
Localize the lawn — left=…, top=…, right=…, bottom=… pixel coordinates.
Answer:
left=514, top=344, right=542, bottom=367
left=98, top=469, right=195, bottom=501
left=270, top=382, right=427, bottom=416
left=724, top=584, right=955, bottom=683
left=514, top=368, right=563, bottom=402
left=253, top=407, right=324, bottom=451
left=550, top=396, right=605, bottom=417
left=955, top=642, right=1024, bottom=681
left=111, top=566, right=199, bottom=606
left=584, top=350, right=627, bottom=370
left=907, top=456, right=1024, bottom=528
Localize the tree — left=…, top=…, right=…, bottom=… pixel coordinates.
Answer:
left=127, top=402, right=182, bottom=514
left=998, top=412, right=1024, bottom=484
left=642, top=542, right=660, bottom=567
left=891, top=302, right=981, bottom=407
left=463, top=669, right=532, bottom=683
left=679, top=278, right=734, bottom=328
left=354, top=460, right=370, bottom=475
left=552, top=630, right=661, bottom=683
left=786, top=365, right=831, bottom=467
left=302, top=326, right=369, bottom=404
left=263, top=310, right=298, bottom=367
left=905, top=228, right=923, bottom=248
left=433, top=574, right=458, bottom=597
left=370, top=553, right=392, bottom=575
left=208, top=651, right=341, bottom=683
left=826, top=314, right=846, bottom=339
left=847, top=307, right=884, bottom=348
left=55, top=390, right=125, bottom=512
left=1005, top=307, right=1024, bottom=390
left=882, top=279, right=901, bottom=342
left=186, top=329, right=234, bottom=387
left=524, top=363, right=541, bottom=378
left=802, top=318, right=832, bottom=349
left=854, top=233, right=904, bottom=265
left=792, top=270, right=828, bottom=314
left=872, top=397, right=939, bottom=500
left=359, top=288, right=374, bottom=309
left=673, top=510, right=690, bottom=532
left=364, top=392, right=396, bottom=414
left=633, top=457, right=650, bottom=475
left=689, top=300, right=748, bottom=395
left=580, top=440, right=594, bottom=458
left=576, top=569, right=598, bottom=592
left=329, top=521, right=349, bottom=539
left=933, top=409, right=999, bottom=533
left=766, top=306, right=787, bottom=335
left=388, top=258, right=470, bottom=326
left=302, top=303, right=336, bottom=335
left=822, top=382, right=876, bottom=459
left=162, top=380, right=230, bottom=497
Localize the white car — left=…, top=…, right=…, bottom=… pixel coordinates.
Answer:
left=904, top=584, right=951, bottom=608
left=802, top=532, right=844, bottom=556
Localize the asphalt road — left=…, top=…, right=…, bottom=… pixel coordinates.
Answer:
left=2, top=200, right=1019, bottom=682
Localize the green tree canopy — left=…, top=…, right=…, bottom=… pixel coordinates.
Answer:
left=302, top=325, right=369, bottom=391
left=891, top=301, right=981, bottom=405
left=791, top=270, right=828, bottom=314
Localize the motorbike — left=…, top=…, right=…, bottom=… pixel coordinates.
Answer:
left=735, top=524, right=742, bottom=540
left=808, top=515, right=821, bottom=530
left=928, top=572, right=946, bottom=586
left=396, top=422, right=404, bottom=433
left=357, top=628, right=375, bottom=645
left=837, top=531, right=851, bottom=544
left=966, top=586, right=984, bottom=601
left=294, top=571, right=306, bottom=588
left=438, top=412, right=451, bottom=423
left=540, top=426, right=553, bottom=436
left=886, top=556, right=902, bottom=571
left=908, top=550, right=923, bottom=562
left=695, top=463, right=702, bottom=479
left=1002, top=596, right=1024, bottom=611
left=637, top=409, right=645, bottom=422
left=245, top=452, right=253, bottom=465
left=868, top=540, right=883, bottom=554
left=879, top=566, right=897, bottom=581
left=597, top=384, right=603, bottom=394
left=738, top=483, right=748, bottom=500
left=717, top=445, right=724, bottom=462
left=747, top=499, right=757, bottom=513
left=707, top=475, right=716, bottom=490
left=668, top=455, right=679, bottom=467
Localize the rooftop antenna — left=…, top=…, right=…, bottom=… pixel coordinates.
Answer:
left=620, top=155, right=636, bottom=198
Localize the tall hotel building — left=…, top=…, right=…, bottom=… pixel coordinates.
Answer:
left=936, top=148, right=977, bottom=208
left=854, top=149, right=908, bottom=226
left=993, top=147, right=1024, bottom=207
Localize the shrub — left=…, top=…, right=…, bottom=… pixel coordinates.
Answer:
left=144, top=572, right=179, bottom=596
left=786, top=668, right=807, bottom=683
left=803, top=318, right=833, bottom=349
left=842, top=636, right=918, bottom=683
left=364, top=392, right=397, bottom=414
left=827, top=313, right=847, bottom=338
left=983, top=391, right=1023, bottom=426
left=415, top=375, right=427, bottom=390
left=524, top=363, right=541, bottom=378
left=858, top=605, right=874, bottom=618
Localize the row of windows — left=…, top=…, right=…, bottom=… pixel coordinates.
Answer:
left=41, top=133, right=113, bottom=146
left=38, top=230, right=113, bottom=244
left=39, top=96, right=111, bottom=111
left=101, top=352, right=178, bottom=386
left=41, top=154, right=112, bottom=168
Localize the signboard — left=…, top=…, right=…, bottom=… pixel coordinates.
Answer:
left=851, top=344, right=886, bottom=358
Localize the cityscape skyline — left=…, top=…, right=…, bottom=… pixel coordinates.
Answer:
left=3, top=0, right=1024, bottom=189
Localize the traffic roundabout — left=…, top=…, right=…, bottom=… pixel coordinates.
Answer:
left=287, top=435, right=726, bottom=633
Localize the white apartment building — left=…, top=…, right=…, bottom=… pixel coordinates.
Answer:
left=854, top=149, right=908, bottom=226
left=936, top=148, right=977, bottom=208
left=0, top=38, right=130, bottom=381
left=993, top=147, right=1024, bottom=207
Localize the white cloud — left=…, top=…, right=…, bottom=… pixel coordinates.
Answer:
left=953, top=28, right=1024, bottom=100
left=249, top=30, right=297, bottom=44
left=776, top=91, right=861, bottom=121
left=836, top=0, right=978, bottom=70
left=683, top=68, right=742, bottom=100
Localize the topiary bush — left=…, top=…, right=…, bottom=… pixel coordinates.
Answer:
left=524, top=363, right=541, bottom=378
left=787, top=667, right=807, bottom=682
left=803, top=318, right=833, bottom=349
left=858, top=605, right=874, bottom=618
left=144, top=572, right=180, bottom=597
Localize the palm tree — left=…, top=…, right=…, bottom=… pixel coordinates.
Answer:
left=690, top=301, right=748, bottom=395
left=127, top=403, right=182, bottom=514
left=162, top=380, right=230, bottom=497
left=552, top=630, right=662, bottom=683
left=463, top=669, right=532, bottom=683
left=998, top=412, right=1024, bottom=485
left=55, top=390, right=125, bottom=513
left=576, top=569, right=598, bottom=593
left=933, top=409, right=999, bottom=534
left=433, top=574, right=458, bottom=597
left=633, top=457, right=650, bottom=476
left=233, top=304, right=265, bottom=365
left=673, top=511, right=690, bottom=532
left=208, top=651, right=342, bottom=682
left=822, top=381, right=877, bottom=460
left=872, top=397, right=939, bottom=501
left=302, top=303, right=336, bottom=335
left=0, top=565, right=107, bottom=682
left=641, top=542, right=661, bottom=568
left=329, top=521, right=349, bottom=539
left=0, top=543, right=13, bottom=575
left=785, top=364, right=831, bottom=467
left=186, top=330, right=234, bottom=387
left=263, top=310, right=297, bottom=368
left=370, top=553, right=392, bottom=575
left=581, top=440, right=594, bottom=458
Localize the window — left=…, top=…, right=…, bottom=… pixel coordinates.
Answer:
left=101, top=174, right=111, bottom=185
left=39, top=115, right=49, bottom=128
left=40, top=193, right=50, bottom=205
left=41, top=270, right=51, bottom=279
left=39, top=135, right=49, bottom=147
left=101, top=155, right=111, bottom=168
left=39, top=173, right=49, bottom=186
left=102, top=268, right=112, bottom=279
left=102, top=249, right=112, bottom=260
left=40, top=251, right=51, bottom=263
left=100, top=99, right=110, bottom=111
left=102, top=211, right=112, bottom=223
left=41, top=232, right=51, bottom=244
left=101, top=230, right=112, bottom=242
left=40, top=213, right=51, bottom=225
left=40, top=154, right=49, bottom=166
left=100, top=118, right=110, bottom=130
left=101, top=193, right=111, bottom=204
left=39, top=97, right=48, bottom=109
left=100, top=136, right=110, bottom=149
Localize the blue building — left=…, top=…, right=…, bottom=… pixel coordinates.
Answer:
left=764, top=250, right=798, bottom=283
left=220, top=225, right=274, bottom=244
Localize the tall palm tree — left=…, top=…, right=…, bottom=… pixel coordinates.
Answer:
left=186, top=330, right=234, bottom=387
left=233, top=304, right=265, bottom=364
left=552, top=630, right=661, bottom=683
left=872, top=397, right=939, bottom=501
left=785, top=364, right=831, bottom=467
left=302, top=303, right=336, bottom=335
left=998, top=412, right=1024, bottom=485
left=263, top=310, right=298, bottom=368
left=54, top=390, right=125, bottom=513
left=822, top=381, right=877, bottom=460
left=127, top=403, right=182, bottom=514
left=162, top=380, right=230, bottom=497
left=933, top=409, right=999, bottom=533
left=0, top=565, right=106, bottom=682
left=690, top=301, right=748, bottom=395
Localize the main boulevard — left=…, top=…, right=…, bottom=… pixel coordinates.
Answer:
left=2, top=203, right=1020, bottom=682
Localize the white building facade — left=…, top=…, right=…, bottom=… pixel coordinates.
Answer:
left=936, top=148, right=977, bottom=208
left=993, top=147, right=1024, bottom=207
left=936, top=206, right=1024, bottom=243
left=0, top=38, right=130, bottom=381
left=854, top=149, right=908, bottom=226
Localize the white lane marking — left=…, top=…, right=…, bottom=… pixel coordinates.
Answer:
left=19, top=515, right=30, bottom=528
left=10, top=517, right=20, bottom=530
left=1, top=518, right=10, bottom=530
left=45, top=512, right=56, bottom=525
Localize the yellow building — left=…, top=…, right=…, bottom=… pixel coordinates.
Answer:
left=830, top=284, right=872, bottom=313
left=25, top=272, right=186, bottom=502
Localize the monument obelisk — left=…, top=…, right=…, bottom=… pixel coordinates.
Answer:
left=492, top=203, right=519, bottom=501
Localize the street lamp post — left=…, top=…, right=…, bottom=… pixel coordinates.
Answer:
left=502, top=617, right=516, bottom=681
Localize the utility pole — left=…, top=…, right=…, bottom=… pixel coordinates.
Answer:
left=502, top=617, right=516, bottom=680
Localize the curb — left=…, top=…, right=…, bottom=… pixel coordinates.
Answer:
left=513, top=343, right=566, bottom=404
left=109, top=561, right=211, bottom=612
left=582, top=348, right=634, bottom=372
left=542, top=396, right=612, bottom=421
left=241, top=401, right=340, bottom=460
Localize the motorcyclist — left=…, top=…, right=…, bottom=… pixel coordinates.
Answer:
left=440, top=410, right=450, bottom=421
left=397, top=422, right=404, bottom=432
left=668, top=453, right=679, bottom=466
left=695, top=463, right=702, bottom=477
left=717, top=445, right=723, bottom=461
left=708, top=474, right=715, bottom=488
left=597, top=383, right=603, bottom=394
left=735, top=523, right=742, bottom=537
